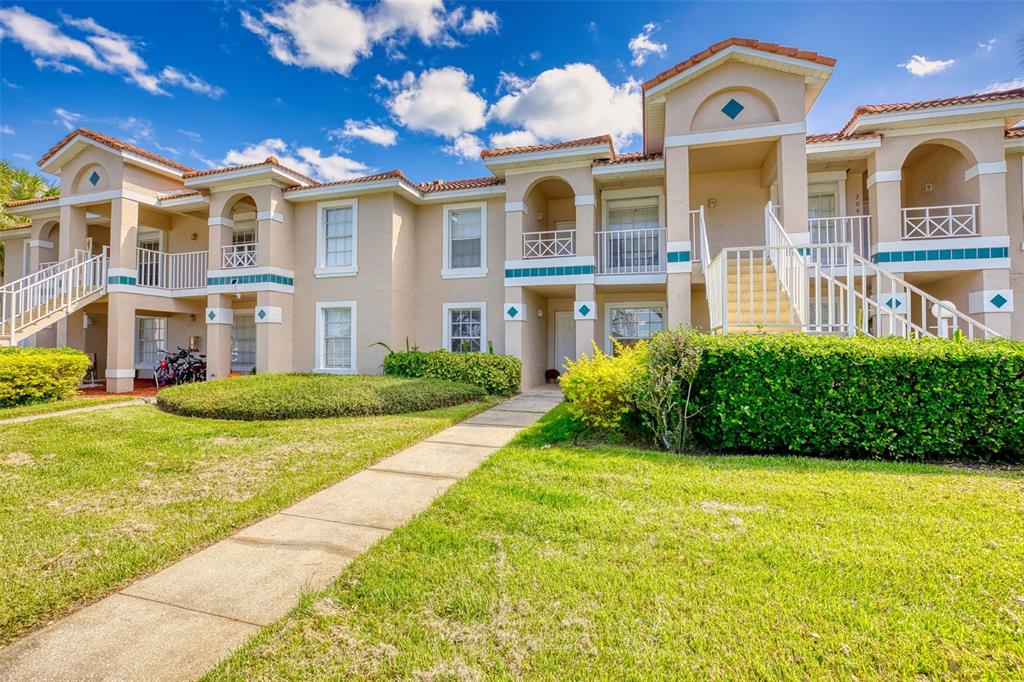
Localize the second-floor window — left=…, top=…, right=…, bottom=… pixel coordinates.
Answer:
left=607, top=198, right=659, bottom=231
left=316, top=199, right=358, bottom=277
left=443, top=202, right=487, bottom=278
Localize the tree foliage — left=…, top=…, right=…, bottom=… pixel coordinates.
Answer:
left=0, top=160, right=59, bottom=276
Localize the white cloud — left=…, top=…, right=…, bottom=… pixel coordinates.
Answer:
left=984, top=77, right=1024, bottom=93
left=978, top=38, right=997, bottom=52
left=388, top=67, right=487, bottom=138
left=489, top=129, right=537, bottom=148
left=899, top=55, right=955, bottom=77
left=221, top=138, right=370, bottom=181
left=460, top=8, right=498, bottom=35
left=241, top=0, right=498, bottom=76
left=160, top=67, right=226, bottom=99
left=329, top=119, right=398, bottom=146
left=628, top=22, right=666, bottom=67
left=528, top=50, right=541, bottom=61
left=489, top=63, right=642, bottom=148
left=0, top=6, right=223, bottom=96
left=54, top=107, right=82, bottom=131
left=178, top=129, right=202, bottom=142
left=444, top=133, right=484, bottom=160
left=0, top=125, right=13, bottom=135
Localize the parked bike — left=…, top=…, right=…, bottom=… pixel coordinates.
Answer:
left=154, top=347, right=207, bottom=387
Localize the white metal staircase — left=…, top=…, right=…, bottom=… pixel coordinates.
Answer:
left=0, top=248, right=109, bottom=345
left=699, top=204, right=999, bottom=339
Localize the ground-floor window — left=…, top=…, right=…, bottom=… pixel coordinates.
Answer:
left=606, top=303, right=665, bottom=352
left=136, top=316, right=167, bottom=368
left=231, top=312, right=256, bottom=372
left=444, top=302, right=486, bottom=353
left=315, top=301, right=356, bottom=372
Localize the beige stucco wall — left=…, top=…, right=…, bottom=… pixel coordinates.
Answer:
left=901, top=144, right=977, bottom=208
left=691, top=169, right=769, bottom=250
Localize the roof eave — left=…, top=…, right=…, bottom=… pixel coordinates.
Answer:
left=39, top=134, right=186, bottom=179
left=847, top=98, right=1024, bottom=135
left=183, top=165, right=313, bottom=190
left=482, top=143, right=614, bottom=173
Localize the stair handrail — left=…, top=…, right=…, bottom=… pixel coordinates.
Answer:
left=1, top=248, right=108, bottom=343
left=0, top=252, right=81, bottom=293
left=697, top=205, right=711, bottom=269
left=851, top=254, right=999, bottom=339
left=764, top=202, right=807, bottom=327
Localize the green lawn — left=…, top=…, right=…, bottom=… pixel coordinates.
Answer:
left=0, top=400, right=491, bottom=643
left=0, top=395, right=130, bottom=420
left=208, top=406, right=1024, bottom=680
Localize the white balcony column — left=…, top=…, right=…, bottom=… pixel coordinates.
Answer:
left=205, top=293, right=233, bottom=380
left=105, top=297, right=136, bottom=393
left=574, top=194, right=596, bottom=259
left=667, top=274, right=691, bottom=329
left=57, top=204, right=87, bottom=261
left=573, top=283, right=597, bottom=361
left=775, top=133, right=808, bottom=236
left=665, top=145, right=690, bottom=243
left=968, top=269, right=1013, bottom=337
left=208, top=215, right=232, bottom=271
left=975, top=164, right=1008, bottom=236
left=255, top=290, right=291, bottom=374
left=109, top=198, right=139, bottom=272
left=255, top=191, right=289, bottom=269
left=867, top=154, right=902, bottom=245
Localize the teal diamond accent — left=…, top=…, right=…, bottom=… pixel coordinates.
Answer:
left=207, top=310, right=216, bottom=321
left=257, top=308, right=267, bottom=320
left=991, top=293, right=1008, bottom=309
left=89, top=171, right=100, bottom=186
left=885, top=297, right=902, bottom=309
left=578, top=304, right=591, bottom=317
left=506, top=305, right=519, bottom=318
left=721, top=98, right=744, bottom=120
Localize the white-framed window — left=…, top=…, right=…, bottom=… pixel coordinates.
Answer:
left=442, top=202, right=487, bottom=278
left=443, top=302, right=487, bottom=353
left=606, top=197, right=660, bottom=231
left=135, top=316, right=167, bottom=369
left=314, top=301, right=357, bottom=373
left=604, top=302, right=665, bottom=353
left=315, top=199, right=358, bottom=278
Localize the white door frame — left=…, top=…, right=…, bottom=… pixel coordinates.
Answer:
left=554, top=310, right=575, bottom=371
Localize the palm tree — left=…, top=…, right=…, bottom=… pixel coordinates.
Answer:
left=0, top=160, right=59, bottom=277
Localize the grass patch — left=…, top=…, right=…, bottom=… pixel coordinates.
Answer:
left=208, top=406, right=1024, bottom=679
left=0, top=396, right=130, bottom=421
left=157, top=374, right=487, bottom=420
left=0, top=399, right=491, bottom=643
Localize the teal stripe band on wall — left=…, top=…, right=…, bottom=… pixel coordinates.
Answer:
left=207, top=274, right=295, bottom=286
left=504, top=265, right=594, bottom=278
left=873, top=246, right=1009, bottom=263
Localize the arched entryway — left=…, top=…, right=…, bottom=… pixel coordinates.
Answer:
left=900, top=141, right=980, bottom=239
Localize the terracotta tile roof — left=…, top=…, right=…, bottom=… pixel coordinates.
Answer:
left=840, top=87, right=1024, bottom=135
left=39, top=128, right=193, bottom=172
left=5, top=195, right=59, bottom=208
left=283, top=169, right=414, bottom=192
left=643, top=37, right=836, bottom=91
left=593, top=152, right=663, bottom=166
left=157, top=189, right=206, bottom=200
left=417, top=177, right=505, bottom=193
left=1007, top=126, right=1024, bottom=138
left=183, top=156, right=316, bottom=185
left=481, top=134, right=614, bottom=159
left=1, top=221, right=32, bottom=232
left=805, top=131, right=880, bottom=144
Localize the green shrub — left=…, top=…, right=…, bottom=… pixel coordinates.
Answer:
left=630, top=330, right=707, bottom=452
left=384, top=350, right=521, bottom=396
left=562, top=331, right=1024, bottom=462
left=561, top=341, right=647, bottom=431
left=157, top=374, right=487, bottom=420
left=0, top=347, right=91, bottom=408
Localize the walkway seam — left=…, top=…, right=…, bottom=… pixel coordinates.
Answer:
left=116, top=592, right=263, bottom=628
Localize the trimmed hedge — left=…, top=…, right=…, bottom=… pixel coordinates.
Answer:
left=384, top=349, right=521, bottom=396
left=0, top=347, right=91, bottom=408
left=564, top=332, right=1024, bottom=462
left=156, top=373, right=487, bottom=420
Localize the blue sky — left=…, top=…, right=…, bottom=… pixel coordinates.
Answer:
left=1, top=1, right=1022, bottom=185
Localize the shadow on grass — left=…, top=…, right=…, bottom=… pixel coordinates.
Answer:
left=510, top=404, right=1024, bottom=480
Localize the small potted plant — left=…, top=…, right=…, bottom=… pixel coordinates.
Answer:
left=545, top=368, right=560, bottom=384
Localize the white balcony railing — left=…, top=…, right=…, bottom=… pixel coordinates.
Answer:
left=902, top=204, right=978, bottom=239
left=689, top=207, right=708, bottom=263
left=522, top=229, right=575, bottom=259
left=595, top=228, right=667, bottom=275
left=222, top=243, right=258, bottom=268
left=136, top=248, right=207, bottom=290
left=808, top=215, right=872, bottom=262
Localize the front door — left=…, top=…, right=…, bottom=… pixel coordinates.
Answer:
left=554, top=311, right=575, bottom=372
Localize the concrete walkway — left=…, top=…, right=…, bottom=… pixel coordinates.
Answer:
left=0, top=399, right=146, bottom=425
left=0, top=388, right=563, bottom=682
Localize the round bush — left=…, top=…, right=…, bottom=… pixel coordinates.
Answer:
left=156, top=373, right=487, bottom=420
left=0, top=347, right=91, bottom=408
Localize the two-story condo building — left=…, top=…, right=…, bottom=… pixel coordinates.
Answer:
left=3, top=38, right=1023, bottom=392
